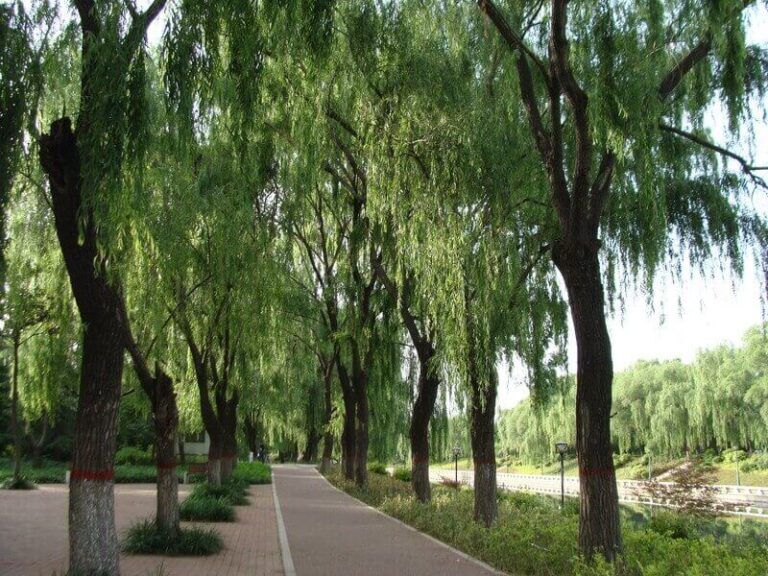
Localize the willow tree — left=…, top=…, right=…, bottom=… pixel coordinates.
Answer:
left=474, top=0, right=767, bottom=558
left=36, top=2, right=168, bottom=572
left=338, top=0, right=567, bottom=523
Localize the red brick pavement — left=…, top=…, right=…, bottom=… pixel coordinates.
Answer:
left=0, top=483, right=283, bottom=576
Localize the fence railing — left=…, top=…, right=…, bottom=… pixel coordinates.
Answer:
left=428, top=469, right=768, bottom=518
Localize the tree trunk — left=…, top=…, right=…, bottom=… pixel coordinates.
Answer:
left=410, top=364, right=440, bottom=502
left=553, top=242, right=621, bottom=560
left=11, top=334, right=21, bottom=484
left=319, top=362, right=335, bottom=474
left=178, top=439, right=186, bottom=466
left=40, top=117, right=125, bottom=575
left=303, top=426, right=320, bottom=463
left=152, top=370, right=179, bottom=535
left=338, top=360, right=356, bottom=480
left=207, top=435, right=223, bottom=486
left=470, top=368, right=497, bottom=527
left=353, top=373, right=369, bottom=488
left=220, top=395, right=238, bottom=481
left=68, top=320, right=124, bottom=575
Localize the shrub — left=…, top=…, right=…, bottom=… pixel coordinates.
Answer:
left=367, top=462, right=388, bottom=475
left=232, top=461, right=271, bottom=484
left=741, top=453, right=768, bottom=473
left=114, top=464, right=181, bottom=484
left=115, top=446, right=153, bottom=466
left=392, top=466, right=412, bottom=482
left=180, top=494, right=235, bottom=522
left=122, top=520, right=223, bottom=555
left=191, top=479, right=249, bottom=506
left=1, top=475, right=36, bottom=490
left=648, top=511, right=693, bottom=539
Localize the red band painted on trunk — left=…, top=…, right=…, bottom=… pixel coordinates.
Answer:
left=472, top=460, right=496, bottom=465
left=579, top=467, right=614, bottom=478
left=157, top=461, right=177, bottom=470
left=70, top=469, right=115, bottom=481
left=222, top=453, right=237, bottom=459
left=411, top=456, right=429, bottom=464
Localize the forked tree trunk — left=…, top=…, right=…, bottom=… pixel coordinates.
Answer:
left=410, top=363, right=440, bottom=502
left=152, top=370, right=179, bottom=535
left=40, top=117, right=125, bottom=576
left=470, top=366, right=497, bottom=527
left=553, top=242, right=621, bottom=560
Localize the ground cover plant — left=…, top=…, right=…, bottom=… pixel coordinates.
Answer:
left=178, top=479, right=250, bottom=522
left=326, top=470, right=768, bottom=576
left=122, top=520, right=223, bottom=556
left=232, top=462, right=271, bottom=485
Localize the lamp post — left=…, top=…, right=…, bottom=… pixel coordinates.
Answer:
left=452, top=445, right=461, bottom=484
left=555, top=441, right=568, bottom=510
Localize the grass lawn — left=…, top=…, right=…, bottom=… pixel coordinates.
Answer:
left=326, top=469, right=768, bottom=576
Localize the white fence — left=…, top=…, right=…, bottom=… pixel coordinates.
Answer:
left=429, top=469, right=768, bottom=518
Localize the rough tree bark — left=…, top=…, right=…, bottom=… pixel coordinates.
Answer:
left=352, top=359, right=369, bottom=488
left=375, top=263, right=441, bottom=502
left=319, top=355, right=335, bottom=474
left=10, top=333, right=21, bottom=484
left=410, top=361, right=440, bottom=502
left=220, top=392, right=239, bottom=481
left=470, top=366, right=498, bottom=528
left=553, top=242, right=621, bottom=559
left=123, top=306, right=181, bottom=536
left=337, top=358, right=357, bottom=480
left=40, top=116, right=126, bottom=575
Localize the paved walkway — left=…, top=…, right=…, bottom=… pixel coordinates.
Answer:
left=272, top=464, right=500, bottom=576
left=0, top=483, right=282, bottom=576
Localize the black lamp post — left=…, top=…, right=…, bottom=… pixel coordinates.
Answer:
left=452, top=445, right=461, bottom=484
left=555, top=441, right=568, bottom=509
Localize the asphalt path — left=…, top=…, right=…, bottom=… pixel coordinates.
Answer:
left=272, top=464, right=502, bottom=576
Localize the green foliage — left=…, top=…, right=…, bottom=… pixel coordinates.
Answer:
left=327, top=470, right=768, bottom=576
left=190, top=479, right=249, bottom=506
left=232, top=461, right=272, bottom=485
left=392, top=467, right=412, bottom=483
left=122, top=520, right=222, bottom=556
left=648, top=512, right=694, bottom=540
left=1, top=474, right=36, bottom=490
left=0, top=458, right=66, bottom=483
left=179, top=492, right=235, bottom=522
left=367, top=462, right=387, bottom=475
left=114, top=446, right=153, bottom=466
left=498, top=325, right=768, bottom=463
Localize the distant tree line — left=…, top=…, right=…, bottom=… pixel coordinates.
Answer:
left=498, top=325, right=768, bottom=462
